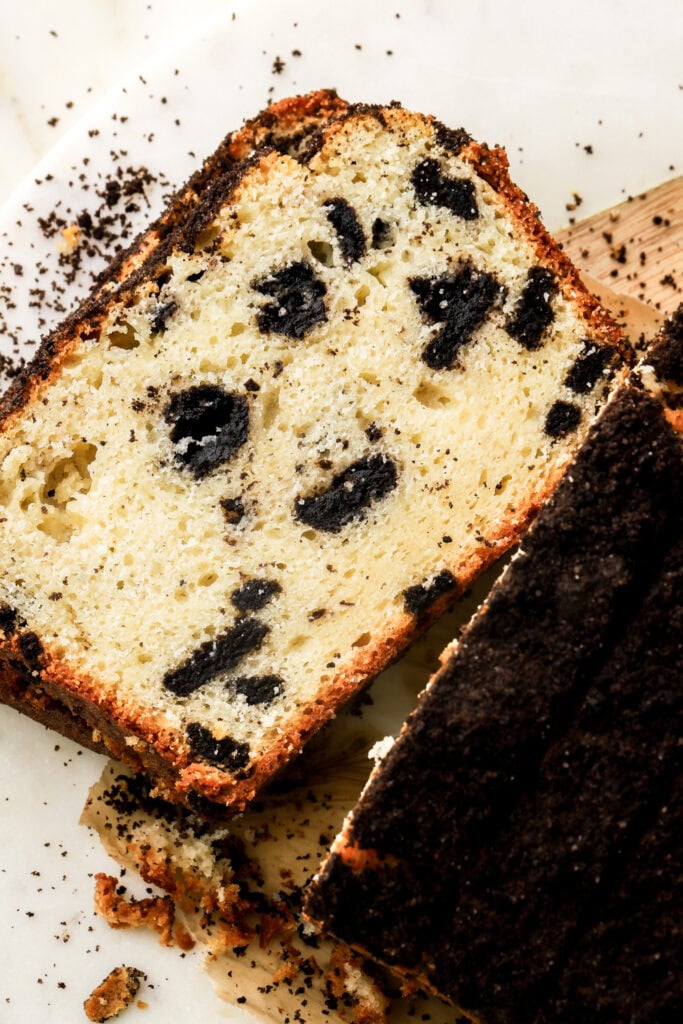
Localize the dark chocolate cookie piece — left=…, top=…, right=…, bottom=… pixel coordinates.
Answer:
left=232, top=674, right=284, bottom=705
left=565, top=341, right=614, bottom=394
left=323, top=198, right=366, bottom=264
left=545, top=399, right=582, bottom=439
left=411, top=158, right=479, bottom=220
left=230, top=578, right=281, bottom=614
left=410, top=265, right=501, bottom=370
left=403, top=569, right=458, bottom=618
left=294, top=453, right=398, bottom=533
left=506, top=267, right=557, bottom=351
left=254, top=261, right=327, bottom=339
left=164, top=385, right=249, bottom=478
left=163, top=618, right=268, bottom=697
left=186, top=722, right=250, bottom=770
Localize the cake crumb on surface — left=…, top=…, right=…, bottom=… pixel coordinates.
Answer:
left=83, top=965, right=145, bottom=1022
left=93, top=873, right=175, bottom=947
left=57, top=222, right=81, bottom=255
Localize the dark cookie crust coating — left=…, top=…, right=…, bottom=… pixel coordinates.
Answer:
left=305, top=378, right=683, bottom=1022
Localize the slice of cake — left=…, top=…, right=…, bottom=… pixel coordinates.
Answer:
left=304, top=308, right=683, bottom=1023
left=0, top=94, right=626, bottom=811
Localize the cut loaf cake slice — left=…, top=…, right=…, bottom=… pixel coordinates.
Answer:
left=0, top=94, right=626, bottom=810
left=304, top=309, right=683, bottom=1023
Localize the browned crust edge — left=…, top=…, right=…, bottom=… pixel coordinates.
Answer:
left=0, top=89, right=349, bottom=430
left=0, top=94, right=627, bottom=428
left=460, top=139, right=629, bottom=363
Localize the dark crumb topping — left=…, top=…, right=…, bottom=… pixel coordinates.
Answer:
left=294, top=453, right=398, bottom=533
left=410, top=266, right=501, bottom=371
left=411, top=158, right=479, bottom=220
left=186, top=722, right=250, bottom=770
left=163, top=618, right=269, bottom=697
left=565, top=342, right=614, bottom=394
left=230, top=578, right=282, bottom=614
left=164, top=384, right=249, bottom=478
left=545, top=400, right=582, bottom=439
left=506, top=267, right=557, bottom=351
left=648, top=306, right=683, bottom=386
left=232, top=674, right=284, bottom=706
left=305, top=387, right=683, bottom=1022
left=434, top=122, right=473, bottom=156
left=403, top=569, right=458, bottom=618
left=323, top=198, right=366, bottom=264
left=253, top=261, right=327, bottom=339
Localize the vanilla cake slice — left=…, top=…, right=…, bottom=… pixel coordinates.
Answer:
left=0, top=93, right=626, bottom=810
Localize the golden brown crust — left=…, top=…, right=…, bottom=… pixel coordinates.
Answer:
left=94, top=873, right=176, bottom=946
left=0, top=90, right=348, bottom=432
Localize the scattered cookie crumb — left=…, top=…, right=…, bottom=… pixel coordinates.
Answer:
left=327, top=946, right=390, bottom=1024
left=57, top=222, right=81, bottom=255
left=83, top=965, right=145, bottom=1022
left=94, top=873, right=175, bottom=947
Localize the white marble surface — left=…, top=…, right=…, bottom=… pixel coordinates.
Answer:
left=0, top=2, right=681, bottom=1023
left=0, top=0, right=229, bottom=203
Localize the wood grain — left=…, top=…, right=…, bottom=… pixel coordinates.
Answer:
left=558, top=176, right=683, bottom=318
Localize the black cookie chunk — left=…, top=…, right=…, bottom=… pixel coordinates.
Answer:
left=506, top=267, right=557, bottom=350
left=231, top=578, right=281, bottom=614
left=0, top=604, right=18, bottom=635
left=404, top=569, right=458, bottom=618
left=232, top=674, right=284, bottom=705
left=410, top=265, right=501, bottom=370
left=151, top=299, right=178, bottom=336
left=186, top=722, right=250, bottom=770
left=565, top=341, right=613, bottom=394
left=411, top=158, right=478, bottom=220
left=323, top=198, right=366, bottom=264
left=18, top=631, right=44, bottom=668
left=163, top=618, right=268, bottom=697
left=254, top=261, right=327, bottom=339
left=220, top=496, right=245, bottom=524
left=371, top=218, right=393, bottom=249
left=295, top=453, right=398, bottom=533
left=434, top=122, right=473, bottom=156
left=545, top=400, right=582, bottom=438
left=164, top=384, right=249, bottom=479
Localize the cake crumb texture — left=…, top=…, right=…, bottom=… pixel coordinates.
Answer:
left=83, top=965, right=145, bottom=1023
